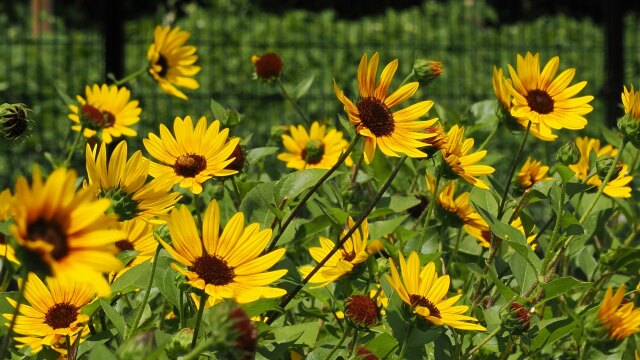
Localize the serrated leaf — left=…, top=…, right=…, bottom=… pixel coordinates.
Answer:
left=294, top=75, right=315, bottom=100
left=541, top=277, right=590, bottom=301
left=274, top=169, right=342, bottom=203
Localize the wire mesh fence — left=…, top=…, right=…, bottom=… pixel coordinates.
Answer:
left=1, top=0, right=639, bottom=187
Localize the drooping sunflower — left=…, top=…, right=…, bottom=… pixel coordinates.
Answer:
left=143, top=116, right=240, bottom=194
left=86, top=141, right=180, bottom=223
left=505, top=52, right=593, bottom=141
left=147, top=25, right=201, bottom=100
left=159, top=200, right=287, bottom=304
left=597, top=285, right=640, bottom=340
left=441, top=125, right=495, bottom=189
left=68, top=84, right=141, bottom=143
left=299, top=217, right=370, bottom=287
left=385, top=251, right=486, bottom=331
left=334, top=52, right=438, bottom=163
left=277, top=121, right=354, bottom=170
left=110, top=219, right=158, bottom=282
left=10, top=168, right=122, bottom=296
left=3, top=273, right=94, bottom=354
left=569, top=137, right=632, bottom=198
left=517, top=156, right=552, bottom=191
left=0, top=189, right=18, bottom=264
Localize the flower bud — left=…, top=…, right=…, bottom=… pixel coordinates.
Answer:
left=618, top=114, right=640, bottom=149
left=595, top=155, right=623, bottom=180
left=229, top=307, right=257, bottom=360
left=501, top=302, right=531, bottom=335
left=165, top=328, right=194, bottom=359
left=0, top=103, right=32, bottom=142
left=413, top=59, right=443, bottom=85
left=555, top=140, right=580, bottom=166
left=251, top=52, right=283, bottom=80
left=345, top=295, right=379, bottom=327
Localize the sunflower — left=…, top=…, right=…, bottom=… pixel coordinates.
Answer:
left=493, top=66, right=512, bottom=112
left=68, top=84, right=141, bottom=143
left=569, top=137, right=632, bottom=198
left=10, top=168, right=122, bottom=296
left=622, top=85, right=640, bottom=122
left=505, top=52, right=593, bottom=141
left=517, top=156, right=552, bottom=190
left=422, top=122, right=448, bottom=155
left=0, top=189, right=19, bottom=265
left=3, top=273, right=94, bottom=354
left=159, top=200, right=287, bottom=304
left=597, top=285, right=640, bottom=340
left=334, top=52, right=438, bottom=163
left=299, top=217, right=370, bottom=287
left=143, top=116, right=240, bottom=194
left=441, top=125, right=495, bottom=189
left=385, top=251, right=486, bottom=331
left=110, top=219, right=158, bottom=282
left=147, top=25, right=201, bottom=100
left=86, top=141, right=180, bottom=223
left=466, top=217, right=537, bottom=249
left=277, top=121, right=354, bottom=170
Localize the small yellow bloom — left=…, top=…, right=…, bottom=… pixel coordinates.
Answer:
left=0, top=189, right=19, bottom=264
left=622, top=85, right=640, bottom=122
left=517, top=156, right=552, bottom=190
left=441, top=125, right=495, bottom=189
left=277, top=121, right=353, bottom=170
left=110, top=219, right=158, bottom=282
left=493, top=66, right=512, bottom=111
left=597, top=285, right=640, bottom=340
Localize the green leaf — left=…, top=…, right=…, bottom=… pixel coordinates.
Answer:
left=241, top=298, right=280, bottom=318
left=274, top=169, right=342, bottom=203
left=77, top=330, right=117, bottom=359
left=226, top=108, right=241, bottom=126
left=210, top=99, right=227, bottom=123
left=313, top=198, right=348, bottom=230
left=469, top=100, right=499, bottom=126
left=246, top=147, right=279, bottom=165
left=88, top=344, right=119, bottom=360
left=566, top=182, right=592, bottom=198
left=364, top=332, right=398, bottom=358
left=272, top=321, right=320, bottom=347
left=376, top=196, right=421, bottom=213
left=293, top=75, right=315, bottom=100
left=508, top=252, right=537, bottom=294
left=369, top=215, right=409, bottom=241
left=55, top=86, right=75, bottom=105
left=560, top=211, right=584, bottom=236
left=555, top=165, right=575, bottom=184
left=239, top=181, right=276, bottom=226
left=100, top=299, right=127, bottom=337
left=469, top=187, right=499, bottom=216
left=156, top=259, right=181, bottom=308
left=337, top=114, right=356, bottom=139
left=110, top=261, right=152, bottom=295
left=487, top=265, right=517, bottom=299
left=530, top=317, right=575, bottom=352
left=116, top=249, right=139, bottom=266
left=541, top=277, right=590, bottom=301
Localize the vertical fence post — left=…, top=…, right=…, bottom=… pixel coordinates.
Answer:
left=602, top=0, right=624, bottom=128
left=104, top=0, right=125, bottom=81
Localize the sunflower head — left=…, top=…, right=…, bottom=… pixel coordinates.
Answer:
left=345, top=295, right=379, bottom=327
left=334, top=52, right=437, bottom=163
left=594, top=285, right=640, bottom=341
left=0, top=103, right=32, bottom=142
left=147, top=25, right=201, bottom=100
left=504, top=52, right=593, bottom=141
left=441, top=125, right=495, bottom=189
left=619, top=85, right=640, bottom=148
left=433, top=180, right=489, bottom=241
left=251, top=52, right=284, bottom=80
left=517, top=156, right=551, bottom=191
left=110, top=219, right=157, bottom=282
left=277, top=121, right=353, bottom=170
left=421, top=122, right=447, bottom=156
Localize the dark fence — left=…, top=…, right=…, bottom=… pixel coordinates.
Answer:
left=1, top=0, right=639, bottom=187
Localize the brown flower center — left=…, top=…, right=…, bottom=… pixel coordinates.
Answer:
left=81, top=104, right=115, bottom=129
left=300, top=139, right=325, bottom=165
left=526, top=89, right=554, bottom=114
left=342, top=250, right=356, bottom=262
left=26, top=219, right=69, bottom=260
left=44, top=302, right=79, bottom=330
left=254, top=53, right=283, bottom=80
left=174, top=153, right=207, bottom=178
left=356, top=97, right=395, bottom=137
left=226, top=145, right=245, bottom=172
left=409, top=294, right=441, bottom=318
left=189, top=253, right=235, bottom=286
left=346, top=295, right=379, bottom=327
left=115, top=240, right=135, bottom=251
left=157, top=54, right=170, bottom=78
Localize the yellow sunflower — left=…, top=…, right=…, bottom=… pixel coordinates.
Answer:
left=3, top=273, right=94, bottom=354
left=493, top=66, right=512, bottom=112
left=385, top=251, right=486, bottom=331
left=68, top=84, right=141, bottom=143
left=299, top=217, right=370, bottom=287
left=159, top=200, right=287, bottom=304
left=86, top=141, right=180, bottom=223
left=569, top=137, right=632, bottom=198
left=277, top=121, right=354, bottom=170
left=505, top=52, right=593, bottom=141
left=333, top=52, right=438, bottom=163
left=622, top=85, right=640, bottom=122
left=597, top=285, right=640, bottom=340
left=517, top=156, right=552, bottom=190
left=440, top=125, right=495, bottom=189
left=0, top=189, right=18, bottom=264
left=147, top=25, right=201, bottom=100
left=466, top=217, right=537, bottom=249
left=110, top=219, right=158, bottom=282
left=422, top=122, right=448, bottom=155
left=10, top=168, right=122, bottom=296
left=143, top=116, right=240, bottom=194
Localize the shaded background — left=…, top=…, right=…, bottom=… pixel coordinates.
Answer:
left=1, top=0, right=639, bottom=187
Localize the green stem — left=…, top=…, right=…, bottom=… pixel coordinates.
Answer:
left=182, top=337, right=215, bottom=360
left=267, top=156, right=407, bottom=325
left=126, top=245, right=161, bottom=340
left=113, top=66, right=148, bottom=86
left=230, top=178, right=242, bottom=208
left=0, top=270, right=28, bottom=360
left=465, top=326, right=502, bottom=358
left=275, top=78, right=309, bottom=125
left=399, top=70, right=415, bottom=87
left=326, top=326, right=351, bottom=360
left=498, top=336, right=514, bottom=360
left=541, top=181, right=566, bottom=272
left=398, top=320, right=414, bottom=358
left=266, top=136, right=360, bottom=253
left=419, top=165, right=442, bottom=246
left=477, top=122, right=499, bottom=151
left=179, top=288, right=186, bottom=329
left=191, top=292, right=209, bottom=349
left=497, top=120, right=531, bottom=219
left=64, top=126, right=85, bottom=166
left=349, top=328, right=360, bottom=359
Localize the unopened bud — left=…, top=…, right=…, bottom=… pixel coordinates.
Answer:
left=413, top=59, right=443, bottom=85
left=595, top=156, right=623, bottom=180
left=555, top=140, right=580, bottom=166
left=501, top=302, right=531, bottom=335
left=0, top=103, right=32, bottom=142
left=251, top=52, right=283, bottom=80
left=165, top=328, right=194, bottom=359
left=345, top=295, right=379, bottom=327
left=618, top=114, right=640, bottom=149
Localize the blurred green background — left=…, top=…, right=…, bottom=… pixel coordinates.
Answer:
left=1, top=0, right=639, bottom=187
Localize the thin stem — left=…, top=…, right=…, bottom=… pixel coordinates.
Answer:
left=419, top=165, right=442, bottom=246
left=230, top=178, right=242, bottom=208
left=399, top=70, right=415, bottom=87
left=191, top=292, right=209, bottom=349
left=126, top=245, right=161, bottom=341
left=64, top=126, right=85, bottom=166
left=465, top=326, right=502, bottom=358
left=267, top=155, right=407, bottom=324
left=0, top=270, right=28, bottom=360
left=477, top=122, right=499, bottom=151
left=498, top=337, right=514, bottom=360
left=275, top=78, right=309, bottom=124
left=497, top=121, right=531, bottom=219
left=193, top=193, right=202, bottom=227
left=326, top=326, right=351, bottom=360
left=541, top=181, right=566, bottom=272
left=113, top=66, right=148, bottom=86
left=179, top=288, right=186, bottom=328
left=182, top=337, right=215, bottom=360
left=349, top=328, right=360, bottom=359
left=266, top=136, right=360, bottom=252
